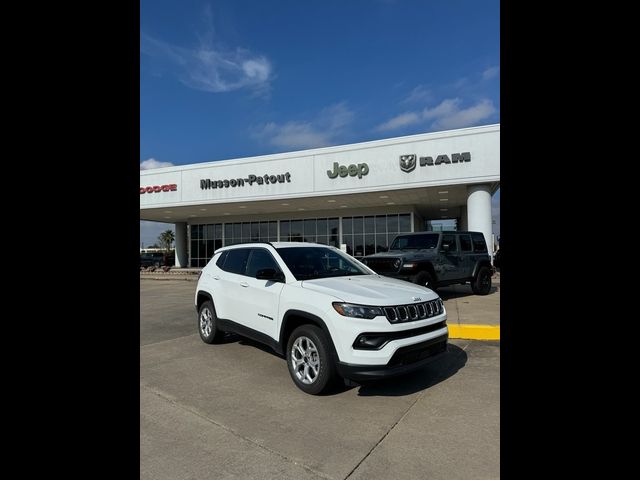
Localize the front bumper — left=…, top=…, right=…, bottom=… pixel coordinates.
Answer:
left=335, top=333, right=448, bottom=382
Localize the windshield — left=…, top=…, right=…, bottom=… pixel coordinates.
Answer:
left=276, top=246, right=370, bottom=280
left=390, top=234, right=439, bottom=250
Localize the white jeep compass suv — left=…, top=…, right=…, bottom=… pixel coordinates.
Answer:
left=195, top=242, right=448, bottom=394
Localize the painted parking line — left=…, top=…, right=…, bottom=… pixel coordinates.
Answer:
left=448, top=324, right=500, bottom=340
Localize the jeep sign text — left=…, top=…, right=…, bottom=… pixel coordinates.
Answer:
left=327, top=162, right=369, bottom=179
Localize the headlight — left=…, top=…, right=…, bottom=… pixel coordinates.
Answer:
left=393, top=259, right=402, bottom=268
left=401, top=262, right=417, bottom=269
left=332, top=302, right=383, bottom=319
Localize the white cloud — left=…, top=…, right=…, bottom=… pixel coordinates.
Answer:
left=453, top=78, right=469, bottom=89
left=319, top=102, right=355, bottom=131
left=482, top=66, right=500, bottom=80
left=140, top=158, right=174, bottom=170
left=402, top=85, right=432, bottom=104
left=375, top=112, right=421, bottom=132
left=431, top=99, right=496, bottom=130
left=140, top=32, right=273, bottom=94
left=254, top=102, right=355, bottom=150
left=422, top=98, right=460, bottom=120
left=260, top=122, right=330, bottom=150
left=375, top=98, right=496, bottom=132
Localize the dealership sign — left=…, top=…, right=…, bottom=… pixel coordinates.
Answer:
left=140, top=184, right=177, bottom=194
left=200, top=172, right=292, bottom=190
left=400, top=152, right=471, bottom=172
left=327, top=162, right=369, bottom=179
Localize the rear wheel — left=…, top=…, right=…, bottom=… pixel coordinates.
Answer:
left=413, top=270, right=437, bottom=291
left=286, top=325, right=338, bottom=395
left=471, top=266, right=492, bottom=295
left=198, top=300, right=225, bottom=344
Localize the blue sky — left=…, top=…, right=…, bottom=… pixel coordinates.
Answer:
left=140, top=0, right=500, bottom=246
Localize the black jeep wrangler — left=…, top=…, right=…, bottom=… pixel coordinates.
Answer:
left=361, top=231, right=494, bottom=295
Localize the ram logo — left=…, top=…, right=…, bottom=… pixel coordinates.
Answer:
left=399, top=154, right=417, bottom=173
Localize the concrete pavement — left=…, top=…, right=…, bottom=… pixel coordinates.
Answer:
left=140, top=280, right=500, bottom=479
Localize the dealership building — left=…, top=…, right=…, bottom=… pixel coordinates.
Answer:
left=140, top=124, right=500, bottom=267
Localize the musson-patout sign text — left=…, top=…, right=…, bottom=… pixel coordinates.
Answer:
left=200, top=172, right=291, bottom=190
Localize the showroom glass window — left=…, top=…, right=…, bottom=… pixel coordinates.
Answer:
left=190, top=223, right=224, bottom=268
left=279, top=217, right=339, bottom=247
left=341, top=214, right=411, bottom=258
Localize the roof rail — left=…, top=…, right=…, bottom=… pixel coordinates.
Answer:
left=230, top=240, right=275, bottom=247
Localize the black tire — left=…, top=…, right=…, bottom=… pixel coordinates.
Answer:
left=471, top=266, right=492, bottom=295
left=286, top=325, right=338, bottom=395
left=198, top=300, right=225, bottom=344
left=412, top=270, right=437, bottom=291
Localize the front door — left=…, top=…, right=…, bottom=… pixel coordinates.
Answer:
left=438, top=234, right=463, bottom=281
left=241, top=248, right=285, bottom=340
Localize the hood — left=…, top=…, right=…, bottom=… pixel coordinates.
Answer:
left=301, top=274, right=439, bottom=305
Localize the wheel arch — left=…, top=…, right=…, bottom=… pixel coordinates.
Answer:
left=416, top=261, right=437, bottom=279
left=472, top=259, right=493, bottom=278
left=196, top=290, right=213, bottom=311
left=279, top=310, right=338, bottom=359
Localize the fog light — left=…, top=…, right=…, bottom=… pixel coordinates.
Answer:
left=354, top=335, right=388, bottom=350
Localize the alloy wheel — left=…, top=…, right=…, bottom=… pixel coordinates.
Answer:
left=290, top=336, right=320, bottom=384
left=200, top=307, right=213, bottom=337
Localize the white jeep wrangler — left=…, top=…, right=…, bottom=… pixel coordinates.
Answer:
left=195, top=242, right=448, bottom=394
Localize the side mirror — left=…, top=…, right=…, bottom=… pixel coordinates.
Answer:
left=441, top=244, right=450, bottom=252
left=256, top=268, right=284, bottom=282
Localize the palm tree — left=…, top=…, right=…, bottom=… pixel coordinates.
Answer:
left=158, top=230, right=175, bottom=253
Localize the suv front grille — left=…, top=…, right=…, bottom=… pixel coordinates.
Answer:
left=384, top=299, right=444, bottom=323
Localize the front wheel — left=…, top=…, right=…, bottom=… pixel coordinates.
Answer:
left=412, top=270, right=437, bottom=291
left=471, top=266, right=492, bottom=295
left=286, top=325, right=338, bottom=395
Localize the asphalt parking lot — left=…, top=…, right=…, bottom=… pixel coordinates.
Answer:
left=140, top=279, right=500, bottom=479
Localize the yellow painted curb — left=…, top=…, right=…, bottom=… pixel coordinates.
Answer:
left=448, top=324, right=500, bottom=340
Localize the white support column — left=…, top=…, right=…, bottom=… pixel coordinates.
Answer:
left=466, top=185, right=493, bottom=254
left=175, top=222, right=188, bottom=268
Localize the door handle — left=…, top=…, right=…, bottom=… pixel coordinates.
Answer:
left=212, top=275, right=220, bottom=280
left=240, top=281, right=249, bottom=287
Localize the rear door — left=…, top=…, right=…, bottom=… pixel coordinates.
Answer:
left=241, top=248, right=285, bottom=339
left=458, top=234, right=475, bottom=278
left=216, top=248, right=251, bottom=322
left=470, top=232, right=489, bottom=273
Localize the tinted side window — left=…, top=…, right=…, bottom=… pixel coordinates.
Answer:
left=441, top=234, right=458, bottom=252
left=459, top=235, right=472, bottom=252
left=246, top=249, right=280, bottom=277
left=222, top=249, right=250, bottom=274
left=471, top=233, right=488, bottom=252
left=215, top=251, right=228, bottom=268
